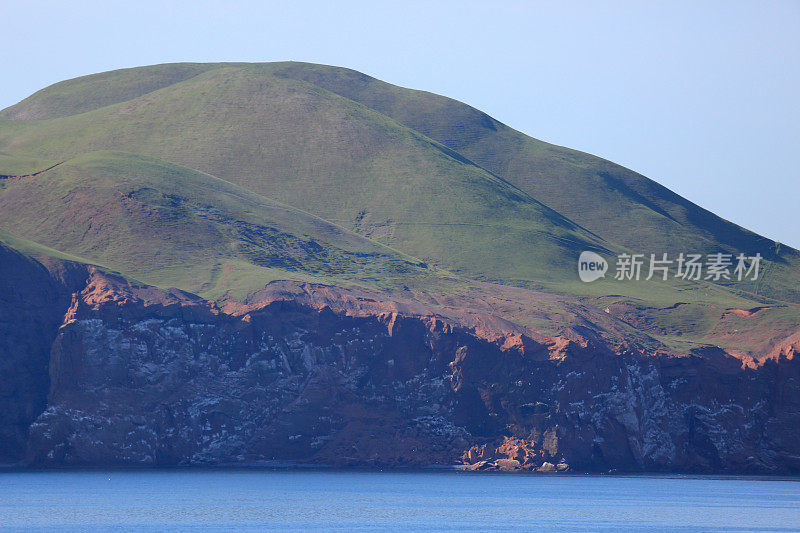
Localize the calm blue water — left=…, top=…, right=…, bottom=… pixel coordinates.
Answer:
left=0, top=470, right=798, bottom=531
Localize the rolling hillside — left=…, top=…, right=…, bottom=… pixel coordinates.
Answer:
left=0, top=62, right=797, bottom=351
left=0, top=65, right=618, bottom=288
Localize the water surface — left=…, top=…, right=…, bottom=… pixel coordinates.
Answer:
left=1, top=470, right=798, bottom=531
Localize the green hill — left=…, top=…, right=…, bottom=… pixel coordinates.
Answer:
left=1, top=62, right=796, bottom=302
left=271, top=63, right=785, bottom=253
left=0, top=64, right=616, bottom=288
left=270, top=62, right=800, bottom=302
left=0, top=62, right=797, bottom=351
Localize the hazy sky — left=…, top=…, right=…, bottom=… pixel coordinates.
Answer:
left=3, top=1, right=798, bottom=248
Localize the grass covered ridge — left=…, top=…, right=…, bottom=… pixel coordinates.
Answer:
left=0, top=62, right=797, bottom=353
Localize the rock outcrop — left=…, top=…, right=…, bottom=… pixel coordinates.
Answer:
left=3, top=251, right=799, bottom=473
left=0, top=244, right=88, bottom=462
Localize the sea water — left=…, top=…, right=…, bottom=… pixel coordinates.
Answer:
left=1, top=470, right=798, bottom=531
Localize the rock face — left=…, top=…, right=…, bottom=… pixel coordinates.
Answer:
left=0, top=244, right=88, bottom=462
left=3, top=252, right=799, bottom=473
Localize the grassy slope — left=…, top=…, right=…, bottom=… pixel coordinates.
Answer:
left=0, top=62, right=795, bottom=303
left=0, top=65, right=612, bottom=287
left=0, top=62, right=796, bottom=353
left=271, top=62, right=800, bottom=303
left=0, top=151, right=438, bottom=299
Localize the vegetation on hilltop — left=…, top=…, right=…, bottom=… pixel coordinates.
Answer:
left=0, top=62, right=797, bottom=352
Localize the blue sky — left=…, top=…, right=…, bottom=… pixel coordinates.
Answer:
left=2, top=1, right=798, bottom=247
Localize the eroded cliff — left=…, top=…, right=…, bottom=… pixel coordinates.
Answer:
left=5, top=250, right=798, bottom=473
